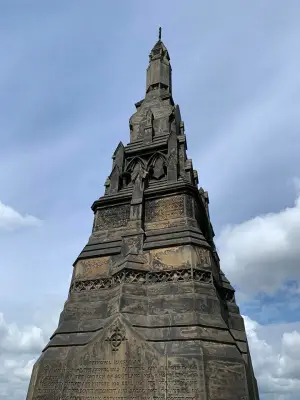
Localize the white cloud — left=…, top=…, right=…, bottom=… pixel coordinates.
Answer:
left=3, top=358, right=35, bottom=380
left=216, top=183, right=300, bottom=295
left=0, top=357, right=37, bottom=399
left=0, top=201, right=41, bottom=231
left=0, top=312, right=46, bottom=353
left=0, top=312, right=47, bottom=399
left=245, top=316, right=300, bottom=399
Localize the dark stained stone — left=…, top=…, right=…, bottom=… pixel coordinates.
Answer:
left=26, top=30, right=260, bottom=400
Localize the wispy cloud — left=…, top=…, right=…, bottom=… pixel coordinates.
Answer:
left=0, top=201, right=41, bottom=231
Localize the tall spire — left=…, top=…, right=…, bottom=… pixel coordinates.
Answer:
left=26, top=31, right=260, bottom=400
left=146, top=28, right=172, bottom=96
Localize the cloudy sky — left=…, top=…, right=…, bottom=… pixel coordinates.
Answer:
left=0, top=1, right=300, bottom=399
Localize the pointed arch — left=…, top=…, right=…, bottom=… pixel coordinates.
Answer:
left=125, top=156, right=146, bottom=174
left=147, top=151, right=167, bottom=170
left=147, top=152, right=167, bottom=180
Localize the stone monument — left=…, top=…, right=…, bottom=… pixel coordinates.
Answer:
left=27, top=30, right=260, bottom=400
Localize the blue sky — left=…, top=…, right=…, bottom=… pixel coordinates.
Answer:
left=1, top=1, right=300, bottom=399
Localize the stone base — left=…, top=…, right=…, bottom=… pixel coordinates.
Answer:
left=27, top=313, right=256, bottom=400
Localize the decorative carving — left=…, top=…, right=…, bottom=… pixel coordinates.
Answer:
left=186, top=195, right=194, bottom=218
left=74, top=257, right=110, bottom=279
left=193, top=269, right=212, bottom=283
left=223, top=289, right=235, bottom=303
left=147, top=152, right=167, bottom=181
left=152, top=47, right=161, bottom=56
left=145, top=109, right=153, bottom=127
left=105, top=323, right=127, bottom=351
left=131, top=161, right=143, bottom=181
left=122, top=234, right=144, bottom=255
left=131, top=162, right=148, bottom=202
left=145, top=195, right=184, bottom=223
left=143, top=109, right=154, bottom=144
left=196, top=247, right=211, bottom=265
left=126, top=157, right=146, bottom=182
left=70, top=267, right=212, bottom=293
left=94, top=204, right=130, bottom=231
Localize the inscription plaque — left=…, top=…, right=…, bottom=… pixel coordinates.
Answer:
left=33, top=358, right=209, bottom=400
left=31, top=322, right=212, bottom=400
left=166, top=356, right=206, bottom=400
left=60, top=359, right=165, bottom=399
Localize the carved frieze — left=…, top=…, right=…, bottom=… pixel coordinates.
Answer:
left=70, top=267, right=212, bottom=293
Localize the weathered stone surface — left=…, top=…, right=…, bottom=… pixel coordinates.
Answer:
left=74, top=257, right=110, bottom=279
left=27, top=31, right=259, bottom=399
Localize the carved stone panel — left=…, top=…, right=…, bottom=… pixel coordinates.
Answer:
left=150, top=246, right=192, bottom=270
left=121, top=234, right=144, bottom=256
left=74, top=257, right=110, bottom=279
left=145, top=195, right=184, bottom=223
left=179, top=142, right=186, bottom=177
left=94, top=205, right=130, bottom=231
left=195, top=247, right=211, bottom=266
left=185, top=195, right=194, bottom=219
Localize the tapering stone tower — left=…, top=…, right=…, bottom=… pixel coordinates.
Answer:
left=27, top=31, right=260, bottom=400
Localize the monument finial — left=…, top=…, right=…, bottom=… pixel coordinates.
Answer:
left=158, top=26, right=162, bottom=41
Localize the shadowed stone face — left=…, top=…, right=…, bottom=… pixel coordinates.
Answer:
left=26, top=33, right=260, bottom=400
